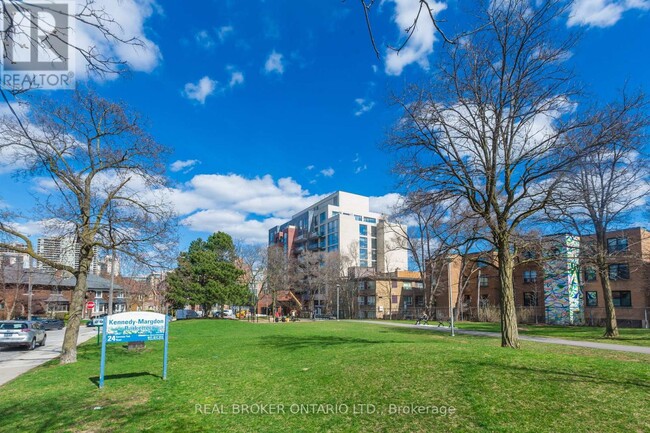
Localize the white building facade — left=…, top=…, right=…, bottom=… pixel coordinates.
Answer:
left=268, top=191, right=408, bottom=273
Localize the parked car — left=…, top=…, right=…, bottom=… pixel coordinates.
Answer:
left=0, top=321, right=47, bottom=350
left=176, top=309, right=200, bottom=320
left=33, top=317, right=64, bottom=330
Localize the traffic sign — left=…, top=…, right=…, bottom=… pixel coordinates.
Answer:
left=86, top=301, right=95, bottom=309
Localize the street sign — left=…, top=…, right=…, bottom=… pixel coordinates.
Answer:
left=99, top=312, right=170, bottom=388
left=86, top=301, right=95, bottom=309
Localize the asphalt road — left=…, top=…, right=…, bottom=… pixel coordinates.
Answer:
left=0, top=326, right=98, bottom=387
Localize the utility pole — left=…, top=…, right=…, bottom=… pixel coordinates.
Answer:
left=447, top=256, right=455, bottom=337
left=108, top=251, right=115, bottom=315
left=336, top=284, right=340, bottom=320
left=27, top=268, right=33, bottom=321
left=477, top=269, right=481, bottom=320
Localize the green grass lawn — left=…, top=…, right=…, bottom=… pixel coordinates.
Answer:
left=0, top=320, right=648, bottom=433
left=387, top=320, right=650, bottom=347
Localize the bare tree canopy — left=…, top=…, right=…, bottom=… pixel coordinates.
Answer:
left=0, top=88, right=176, bottom=363
left=386, top=0, right=644, bottom=348
left=545, top=92, right=650, bottom=337
left=357, top=0, right=454, bottom=59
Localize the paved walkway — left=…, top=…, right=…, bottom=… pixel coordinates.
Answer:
left=0, top=327, right=98, bottom=387
left=355, top=320, right=650, bottom=355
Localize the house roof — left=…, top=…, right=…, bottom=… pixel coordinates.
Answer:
left=258, top=290, right=302, bottom=308
left=1, top=268, right=124, bottom=291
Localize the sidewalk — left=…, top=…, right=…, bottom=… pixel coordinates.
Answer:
left=0, top=327, right=98, bottom=387
left=355, top=320, right=650, bottom=355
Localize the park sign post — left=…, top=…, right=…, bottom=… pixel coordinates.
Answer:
left=99, top=311, right=170, bottom=389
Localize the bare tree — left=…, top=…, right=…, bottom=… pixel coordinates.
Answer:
left=235, top=242, right=268, bottom=314
left=0, top=89, right=175, bottom=363
left=357, top=0, right=454, bottom=59
left=546, top=96, right=650, bottom=337
left=385, top=0, right=638, bottom=348
left=392, top=192, right=487, bottom=321
left=265, top=245, right=292, bottom=318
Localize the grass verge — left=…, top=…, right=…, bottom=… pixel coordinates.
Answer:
left=0, top=320, right=648, bottom=433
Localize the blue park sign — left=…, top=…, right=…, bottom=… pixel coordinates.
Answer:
left=99, top=312, right=170, bottom=388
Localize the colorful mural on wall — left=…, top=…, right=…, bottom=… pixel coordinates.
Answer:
left=543, top=235, right=584, bottom=325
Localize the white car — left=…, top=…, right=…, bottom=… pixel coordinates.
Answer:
left=221, top=309, right=234, bottom=318
left=0, top=321, right=47, bottom=350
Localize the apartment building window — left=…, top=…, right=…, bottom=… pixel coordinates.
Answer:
left=359, top=224, right=368, bottom=236
left=523, top=292, right=538, bottom=307
left=583, top=267, right=597, bottom=282
left=522, top=250, right=537, bottom=260
left=607, top=237, right=628, bottom=254
left=479, top=295, right=489, bottom=307
left=479, top=275, right=489, bottom=287
left=94, top=291, right=103, bottom=299
left=391, top=295, right=398, bottom=304
left=360, top=237, right=368, bottom=249
left=612, top=291, right=632, bottom=307
left=357, top=281, right=366, bottom=291
left=358, top=296, right=365, bottom=305
left=608, top=263, right=629, bottom=280
left=354, top=215, right=362, bottom=221
left=367, top=281, right=376, bottom=291
left=364, top=217, right=377, bottom=223
left=585, top=291, right=598, bottom=307
left=523, top=270, right=537, bottom=284
left=402, top=282, right=412, bottom=290
left=360, top=260, right=368, bottom=267
left=413, top=281, right=424, bottom=289
left=319, top=212, right=326, bottom=223
left=403, top=296, right=413, bottom=306
left=415, top=295, right=425, bottom=306
left=371, top=226, right=377, bottom=237
left=367, top=296, right=376, bottom=306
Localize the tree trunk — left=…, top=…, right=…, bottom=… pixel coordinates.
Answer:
left=497, top=243, right=520, bottom=348
left=600, top=274, right=619, bottom=337
left=60, top=270, right=88, bottom=364
left=595, top=229, right=619, bottom=338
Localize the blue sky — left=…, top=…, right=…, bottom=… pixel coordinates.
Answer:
left=1, top=0, right=649, bottom=250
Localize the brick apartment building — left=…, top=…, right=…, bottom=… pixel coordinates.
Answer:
left=351, top=227, right=650, bottom=328
left=437, top=228, right=650, bottom=328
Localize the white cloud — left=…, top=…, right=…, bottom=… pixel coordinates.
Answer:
left=195, top=30, right=215, bottom=49
left=354, top=98, right=375, bottom=116
left=170, top=159, right=200, bottom=173
left=384, top=0, right=447, bottom=76
left=264, top=50, right=285, bottom=74
left=355, top=164, right=368, bottom=174
left=320, top=168, right=335, bottom=177
left=73, top=0, right=163, bottom=78
left=305, top=165, right=315, bottom=170
left=217, top=25, right=234, bottom=42
left=568, top=0, right=650, bottom=27
left=369, top=193, right=403, bottom=217
left=229, top=71, right=244, bottom=87
left=165, top=174, right=331, bottom=243
left=183, top=76, right=218, bottom=104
